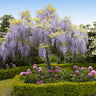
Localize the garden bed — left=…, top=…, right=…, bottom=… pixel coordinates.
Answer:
left=13, top=75, right=96, bottom=96
left=12, top=64, right=96, bottom=96
left=1, top=63, right=96, bottom=80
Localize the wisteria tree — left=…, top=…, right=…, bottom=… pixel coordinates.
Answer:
left=0, top=4, right=88, bottom=70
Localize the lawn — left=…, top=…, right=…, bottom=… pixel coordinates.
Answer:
left=0, top=78, right=13, bottom=96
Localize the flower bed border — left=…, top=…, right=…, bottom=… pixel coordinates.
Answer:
left=13, top=75, right=96, bottom=96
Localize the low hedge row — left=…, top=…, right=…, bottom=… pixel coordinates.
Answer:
left=0, top=66, right=30, bottom=80
left=0, top=63, right=96, bottom=80
left=13, top=75, right=96, bottom=96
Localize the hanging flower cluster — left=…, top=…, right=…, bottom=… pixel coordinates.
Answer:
left=0, top=4, right=88, bottom=61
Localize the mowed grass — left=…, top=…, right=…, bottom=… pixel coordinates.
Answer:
left=0, top=79, right=13, bottom=96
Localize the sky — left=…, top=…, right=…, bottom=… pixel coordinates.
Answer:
left=0, top=0, right=96, bottom=26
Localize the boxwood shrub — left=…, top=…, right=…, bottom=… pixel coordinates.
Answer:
left=0, top=63, right=96, bottom=80
left=0, top=66, right=30, bottom=80
left=13, top=75, right=96, bottom=96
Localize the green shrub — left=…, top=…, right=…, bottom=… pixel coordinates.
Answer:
left=49, top=55, right=61, bottom=64
left=20, top=65, right=96, bottom=84
left=0, top=48, right=44, bottom=68
left=13, top=75, right=96, bottom=96
left=0, top=66, right=30, bottom=80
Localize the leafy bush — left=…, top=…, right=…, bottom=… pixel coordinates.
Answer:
left=20, top=64, right=96, bottom=84
left=49, top=55, right=61, bottom=64
left=0, top=66, right=30, bottom=80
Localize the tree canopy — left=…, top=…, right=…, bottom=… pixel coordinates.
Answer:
left=0, top=4, right=88, bottom=69
left=0, top=15, right=14, bottom=32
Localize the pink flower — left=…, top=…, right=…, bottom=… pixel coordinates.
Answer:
left=79, top=68, right=81, bottom=70
left=27, top=69, right=31, bottom=72
left=26, top=72, right=31, bottom=74
left=38, top=67, right=42, bottom=73
left=75, top=70, right=80, bottom=74
left=39, top=69, right=42, bottom=73
left=81, top=67, right=86, bottom=70
left=73, top=66, right=77, bottom=69
left=33, top=66, right=37, bottom=70
left=40, top=81, right=44, bottom=84
left=54, top=69, right=59, bottom=73
left=36, top=82, right=40, bottom=84
left=54, top=76, right=58, bottom=79
left=34, top=64, right=37, bottom=66
left=37, top=74, right=40, bottom=77
left=88, top=73, right=93, bottom=77
left=39, top=67, right=42, bottom=70
left=88, top=66, right=93, bottom=71
left=55, top=66, right=59, bottom=70
left=48, top=70, right=52, bottom=73
left=91, top=70, right=96, bottom=75
left=20, top=72, right=26, bottom=76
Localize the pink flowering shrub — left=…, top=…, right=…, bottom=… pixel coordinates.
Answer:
left=38, top=67, right=42, bottom=73
left=88, top=66, right=93, bottom=71
left=20, top=65, right=96, bottom=84
left=48, top=70, right=52, bottom=73
left=75, top=70, right=80, bottom=74
left=73, top=66, right=77, bottom=69
left=88, top=73, right=93, bottom=77
left=55, top=66, right=59, bottom=70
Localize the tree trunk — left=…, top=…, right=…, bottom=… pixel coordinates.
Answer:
left=45, top=49, right=52, bottom=70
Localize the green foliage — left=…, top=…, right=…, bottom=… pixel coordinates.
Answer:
left=51, top=47, right=86, bottom=64
left=12, top=54, right=43, bottom=67
left=0, top=47, right=44, bottom=68
left=0, top=15, right=14, bottom=32
left=20, top=74, right=38, bottom=83
left=79, top=23, right=96, bottom=63
left=13, top=75, right=96, bottom=96
left=63, top=50, right=86, bottom=63
left=0, top=66, right=29, bottom=80
left=49, top=55, right=61, bottom=64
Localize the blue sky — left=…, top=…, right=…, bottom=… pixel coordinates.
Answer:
left=0, top=0, right=96, bottom=26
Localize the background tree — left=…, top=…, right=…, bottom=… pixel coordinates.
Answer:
left=35, top=4, right=88, bottom=70
left=79, top=22, right=96, bottom=63
left=0, top=15, right=14, bottom=32
left=87, top=22, right=96, bottom=57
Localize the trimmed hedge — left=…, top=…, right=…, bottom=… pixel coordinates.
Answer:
left=1, top=63, right=96, bottom=80
left=13, top=75, right=96, bottom=96
left=0, top=66, right=30, bottom=80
